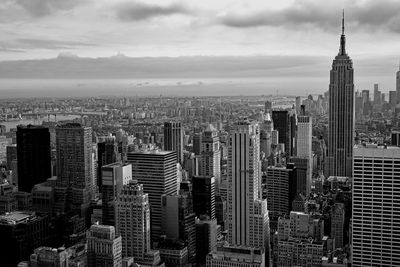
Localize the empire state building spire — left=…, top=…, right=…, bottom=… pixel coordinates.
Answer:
left=339, top=9, right=346, bottom=56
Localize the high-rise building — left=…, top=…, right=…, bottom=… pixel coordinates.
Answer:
left=127, top=150, right=177, bottom=242
left=326, top=13, right=354, bottom=177
left=389, top=90, right=397, bottom=107
left=227, top=119, right=270, bottom=252
left=55, top=123, right=93, bottom=216
left=29, top=246, right=69, bottom=266
left=116, top=181, right=162, bottom=266
left=397, top=61, right=400, bottom=103
left=16, top=125, right=51, bottom=193
left=0, top=211, right=50, bottom=266
left=264, top=101, right=272, bottom=113
left=164, top=121, right=183, bottom=164
left=97, top=136, right=118, bottom=193
left=265, top=166, right=290, bottom=221
left=331, top=202, right=345, bottom=248
left=199, top=124, right=221, bottom=185
left=102, top=163, right=132, bottom=226
left=87, top=224, right=122, bottom=267
left=373, top=83, right=381, bottom=104
left=272, top=111, right=290, bottom=154
left=260, top=113, right=273, bottom=158
left=296, top=111, right=312, bottom=195
left=352, top=144, right=400, bottom=266
left=6, top=144, right=17, bottom=171
left=392, top=131, right=400, bottom=146
left=192, top=176, right=216, bottom=220
left=161, top=193, right=196, bottom=264
left=196, top=216, right=217, bottom=266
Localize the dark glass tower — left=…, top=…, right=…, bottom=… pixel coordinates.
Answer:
left=16, top=125, right=51, bottom=193
left=164, top=121, right=183, bottom=164
left=326, top=12, right=354, bottom=177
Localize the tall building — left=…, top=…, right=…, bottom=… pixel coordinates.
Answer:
left=296, top=109, right=312, bottom=195
left=352, top=144, right=400, bottom=266
left=6, top=144, right=17, bottom=171
left=87, top=224, right=122, bottom=267
left=392, top=131, right=400, bottom=146
left=0, top=211, right=50, bottom=266
left=227, top=119, right=270, bottom=252
left=164, top=121, right=183, bottom=164
left=55, top=123, right=93, bottom=216
left=116, top=181, right=161, bottom=266
left=397, top=61, right=400, bottom=103
left=331, top=202, right=345, bottom=248
left=97, top=136, right=118, bottom=193
left=260, top=113, right=273, bottom=158
left=192, top=176, right=216, bottom=220
left=102, top=163, right=132, bottom=226
left=127, top=150, right=177, bottom=242
left=199, top=124, right=221, bottom=185
left=326, top=13, right=354, bottom=177
left=30, top=247, right=69, bottom=266
left=272, top=111, right=290, bottom=154
left=16, top=125, right=51, bottom=193
left=389, top=90, right=397, bottom=107
left=195, top=217, right=217, bottom=266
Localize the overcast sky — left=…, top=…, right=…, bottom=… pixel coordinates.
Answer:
left=0, top=0, right=399, bottom=92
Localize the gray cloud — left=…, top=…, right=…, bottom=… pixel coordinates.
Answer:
left=14, top=38, right=95, bottom=50
left=116, top=1, right=189, bottom=21
left=220, top=0, right=400, bottom=33
left=15, top=0, right=79, bottom=17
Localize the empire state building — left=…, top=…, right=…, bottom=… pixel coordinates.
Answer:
left=326, top=12, right=354, bottom=177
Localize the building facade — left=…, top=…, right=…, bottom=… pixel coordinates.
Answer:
left=164, top=121, right=183, bottom=164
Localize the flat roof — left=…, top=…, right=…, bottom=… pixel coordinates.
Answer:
left=0, top=211, right=36, bottom=225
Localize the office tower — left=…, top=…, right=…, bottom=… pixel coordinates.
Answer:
left=199, top=124, right=221, bottom=185
left=87, top=224, right=122, bottom=267
left=156, top=240, right=189, bottom=267
left=271, top=130, right=279, bottom=145
left=265, top=166, right=290, bottom=223
left=206, top=246, right=265, bottom=267
left=127, top=150, right=177, bottom=242
left=361, top=89, right=369, bottom=103
left=161, top=193, right=196, bottom=264
left=397, top=61, right=400, bottom=103
left=193, top=133, right=202, bottom=155
left=264, top=101, right=272, bottom=113
left=260, top=113, right=273, bottom=158
left=227, top=119, right=270, bottom=251
left=272, top=110, right=290, bottom=154
left=392, top=131, right=400, bottom=146
left=55, top=123, right=93, bottom=216
left=352, top=144, right=400, bottom=266
left=116, top=181, right=161, bottom=266
left=196, top=216, right=217, bottom=266
left=0, top=180, right=17, bottom=213
left=97, top=136, right=118, bottom=193
left=326, top=13, right=354, bottom=177
left=164, top=121, right=183, bottom=164
left=373, top=83, right=381, bottom=104
left=30, top=247, right=69, bottom=266
left=102, top=163, right=132, bottom=226
left=6, top=144, right=17, bottom=171
left=0, top=211, right=50, bottom=266
left=389, top=91, right=397, bottom=107
left=331, top=202, right=345, bottom=248
left=296, top=108, right=312, bottom=195
left=215, top=195, right=227, bottom=230
left=16, top=125, right=51, bottom=193
left=192, top=176, right=216, bottom=220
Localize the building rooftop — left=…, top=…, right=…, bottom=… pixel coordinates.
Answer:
left=128, top=150, right=174, bottom=155
left=0, top=211, right=37, bottom=225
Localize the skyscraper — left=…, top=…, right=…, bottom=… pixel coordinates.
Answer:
left=272, top=110, right=290, bottom=154
left=199, top=124, right=221, bottom=185
left=227, top=119, right=270, bottom=251
left=296, top=108, right=312, bottom=194
left=97, top=136, right=118, bottom=193
left=164, top=121, right=183, bottom=164
left=102, top=163, right=132, bottom=226
left=326, top=13, right=354, bottom=177
left=397, top=61, right=400, bottom=103
left=16, top=125, right=51, bottom=193
left=127, top=150, right=177, bottom=242
left=192, top=176, right=216, bottom=220
left=87, top=224, right=122, bottom=267
left=352, top=144, right=400, bottom=266
left=55, top=123, right=93, bottom=215
left=116, top=181, right=161, bottom=266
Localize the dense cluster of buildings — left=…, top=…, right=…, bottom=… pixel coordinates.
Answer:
left=0, top=15, right=400, bottom=267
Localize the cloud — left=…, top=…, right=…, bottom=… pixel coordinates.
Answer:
left=15, top=0, right=79, bottom=17
left=219, top=0, right=400, bottom=33
left=15, top=38, right=95, bottom=50
left=116, top=1, right=189, bottom=21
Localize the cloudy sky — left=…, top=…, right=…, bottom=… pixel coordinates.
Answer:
left=0, top=0, right=399, bottom=93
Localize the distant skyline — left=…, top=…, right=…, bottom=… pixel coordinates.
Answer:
left=0, top=0, right=399, bottom=94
